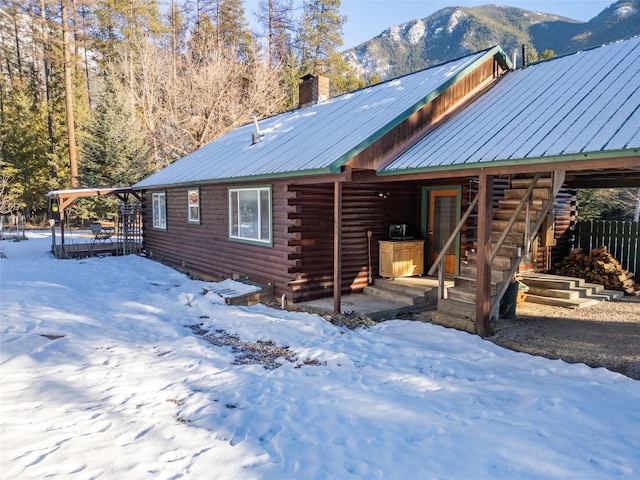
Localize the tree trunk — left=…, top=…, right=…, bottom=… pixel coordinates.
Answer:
left=61, top=0, right=78, bottom=188
left=76, top=0, right=93, bottom=106
left=12, top=6, right=23, bottom=80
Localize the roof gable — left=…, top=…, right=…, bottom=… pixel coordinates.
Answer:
left=382, top=36, right=640, bottom=175
left=134, top=47, right=509, bottom=188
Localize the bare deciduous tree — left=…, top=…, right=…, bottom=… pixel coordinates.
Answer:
left=126, top=40, right=286, bottom=169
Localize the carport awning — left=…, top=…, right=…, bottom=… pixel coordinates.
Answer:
left=46, top=188, right=140, bottom=219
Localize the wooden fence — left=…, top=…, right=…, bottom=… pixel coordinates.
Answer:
left=575, top=220, right=640, bottom=275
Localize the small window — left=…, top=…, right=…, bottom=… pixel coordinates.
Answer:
left=229, top=187, right=272, bottom=244
left=188, top=189, right=200, bottom=224
left=152, top=192, right=167, bottom=230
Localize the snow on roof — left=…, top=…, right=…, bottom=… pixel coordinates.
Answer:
left=134, top=48, right=505, bottom=188
left=383, top=36, right=640, bottom=174
left=46, top=187, right=133, bottom=197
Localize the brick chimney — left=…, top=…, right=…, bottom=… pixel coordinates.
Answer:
left=298, top=74, right=330, bottom=108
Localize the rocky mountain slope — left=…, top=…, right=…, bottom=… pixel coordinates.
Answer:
left=344, top=1, right=640, bottom=80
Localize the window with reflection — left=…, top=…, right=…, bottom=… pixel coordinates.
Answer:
left=228, top=187, right=271, bottom=244
left=188, top=189, right=200, bottom=224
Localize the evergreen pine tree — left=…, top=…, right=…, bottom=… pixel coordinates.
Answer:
left=297, top=0, right=346, bottom=76
left=295, top=0, right=363, bottom=96
left=190, top=12, right=218, bottom=61
left=78, top=72, right=149, bottom=220
left=0, top=85, right=53, bottom=217
left=80, top=72, right=149, bottom=189
left=217, top=0, right=254, bottom=63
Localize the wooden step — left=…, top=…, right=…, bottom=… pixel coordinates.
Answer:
left=467, top=252, right=516, bottom=270
left=431, top=311, right=476, bottom=333
left=504, top=188, right=550, bottom=200
left=437, top=297, right=475, bottom=318
left=510, top=177, right=553, bottom=189
left=447, top=286, right=500, bottom=304
left=432, top=298, right=476, bottom=333
left=493, top=219, right=533, bottom=233
left=498, top=198, right=544, bottom=210
left=461, top=263, right=513, bottom=284
left=453, top=274, right=499, bottom=295
left=494, top=209, right=539, bottom=221
left=490, top=243, right=520, bottom=257
left=491, top=230, right=525, bottom=245
left=446, top=286, right=477, bottom=303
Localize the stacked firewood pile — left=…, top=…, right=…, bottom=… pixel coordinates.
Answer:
left=554, top=246, right=640, bottom=295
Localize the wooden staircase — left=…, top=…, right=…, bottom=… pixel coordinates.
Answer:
left=431, top=172, right=564, bottom=334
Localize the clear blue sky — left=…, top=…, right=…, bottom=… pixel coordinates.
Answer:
left=244, top=1, right=615, bottom=50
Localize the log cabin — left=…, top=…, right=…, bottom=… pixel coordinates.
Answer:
left=133, top=38, right=640, bottom=335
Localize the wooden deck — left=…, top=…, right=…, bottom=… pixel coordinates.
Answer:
left=52, top=241, right=125, bottom=258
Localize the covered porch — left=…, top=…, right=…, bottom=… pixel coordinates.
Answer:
left=325, top=156, right=640, bottom=335
left=46, top=187, right=143, bottom=259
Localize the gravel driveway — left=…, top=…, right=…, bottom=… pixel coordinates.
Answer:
left=489, top=296, right=640, bottom=380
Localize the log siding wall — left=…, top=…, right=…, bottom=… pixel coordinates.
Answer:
left=142, top=181, right=295, bottom=296
left=141, top=176, right=567, bottom=304
left=143, top=179, right=471, bottom=304
left=287, top=182, right=423, bottom=302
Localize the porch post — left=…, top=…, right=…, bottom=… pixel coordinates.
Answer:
left=475, top=172, right=493, bottom=336
left=333, top=181, right=342, bottom=313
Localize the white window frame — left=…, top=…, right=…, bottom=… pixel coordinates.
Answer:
left=152, top=192, right=167, bottom=230
left=188, top=189, right=200, bottom=224
left=228, top=186, right=272, bottom=245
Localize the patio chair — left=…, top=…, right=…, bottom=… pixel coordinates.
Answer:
left=89, top=222, right=114, bottom=244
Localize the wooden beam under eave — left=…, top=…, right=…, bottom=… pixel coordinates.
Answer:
left=475, top=172, right=493, bottom=336
left=333, top=181, right=342, bottom=314
left=567, top=176, right=640, bottom=188
left=373, top=155, right=640, bottom=184
left=287, top=171, right=350, bottom=185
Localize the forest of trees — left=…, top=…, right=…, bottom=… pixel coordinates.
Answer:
left=1, top=1, right=637, bottom=224
left=0, top=0, right=365, bottom=221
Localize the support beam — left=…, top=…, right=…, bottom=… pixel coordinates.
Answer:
left=475, top=172, right=493, bottom=336
left=333, top=182, right=343, bottom=313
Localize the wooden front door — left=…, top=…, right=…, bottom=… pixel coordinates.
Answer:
left=425, top=188, right=460, bottom=275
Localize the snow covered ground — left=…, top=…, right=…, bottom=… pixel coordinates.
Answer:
left=1, top=231, right=640, bottom=479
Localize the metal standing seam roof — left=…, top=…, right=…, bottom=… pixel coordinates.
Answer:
left=382, top=36, right=640, bottom=175
left=133, top=47, right=509, bottom=188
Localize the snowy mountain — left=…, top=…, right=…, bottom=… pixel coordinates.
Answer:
left=344, top=1, right=640, bottom=81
